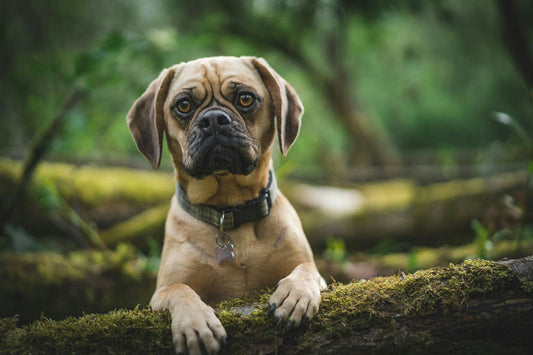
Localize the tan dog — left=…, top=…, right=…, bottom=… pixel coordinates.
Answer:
left=127, top=56, right=325, bottom=354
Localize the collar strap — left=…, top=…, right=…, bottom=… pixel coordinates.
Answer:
left=176, top=171, right=278, bottom=230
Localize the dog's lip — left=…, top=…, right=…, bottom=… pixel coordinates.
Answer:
left=213, top=170, right=230, bottom=176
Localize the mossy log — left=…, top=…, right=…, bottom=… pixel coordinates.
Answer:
left=0, top=158, right=174, bottom=233
left=0, top=245, right=156, bottom=324
left=1, top=258, right=532, bottom=354
left=93, top=171, right=530, bottom=250
left=287, top=171, right=528, bottom=249
left=318, top=239, right=533, bottom=282
left=1, top=158, right=527, bottom=248
left=99, top=202, right=169, bottom=247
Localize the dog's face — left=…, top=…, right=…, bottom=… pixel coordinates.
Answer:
left=168, top=58, right=271, bottom=179
left=127, top=57, right=303, bottom=182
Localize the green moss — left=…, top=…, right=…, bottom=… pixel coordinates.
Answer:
left=316, top=260, right=519, bottom=333
left=0, top=316, right=19, bottom=336
left=1, top=259, right=530, bottom=354
left=522, top=281, right=533, bottom=295
left=2, top=308, right=173, bottom=354
left=217, top=259, right=527, bottom=352
left=356, top=179, right=417, bottom=213
left=0, top=158, right=174, bottom=209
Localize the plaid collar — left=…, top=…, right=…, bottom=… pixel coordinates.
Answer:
left=176, top=171, right=278, bottom=230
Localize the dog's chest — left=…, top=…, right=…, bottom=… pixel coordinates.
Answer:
left=205, top=227, right=289, bottom=298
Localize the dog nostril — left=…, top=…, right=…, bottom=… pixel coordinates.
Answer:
left=199, top=117, right=210, bottom=129
left=217, top=114, right=231, bottom=126
left=199, top=110, right=231, bottom=132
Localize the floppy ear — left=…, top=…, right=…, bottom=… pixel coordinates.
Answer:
left=250, top=57, right=304, bottom=155
left=126, top=67, right=176, bottom=169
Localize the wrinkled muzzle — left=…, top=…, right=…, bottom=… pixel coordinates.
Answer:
left=184, top=109, right=258, bottom=178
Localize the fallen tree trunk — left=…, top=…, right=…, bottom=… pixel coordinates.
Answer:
left=0, top=158, right=174, bottom=233
left=317, top=239, right=533, bottom=282
left=286, top=171, right=528, bottom=249
left=0, top=158, right=528, bottom=250
left=0, top=245, right=156, bottom=324
left=94, top=170, right=531, bottom=251
left=2, top=258, right=532, bottom=354
left=99, top=202, right=169, bottom=247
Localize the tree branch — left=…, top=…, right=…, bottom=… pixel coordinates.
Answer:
left=0, top=89, right=86, bottom=232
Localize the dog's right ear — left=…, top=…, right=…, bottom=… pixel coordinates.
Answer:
left=126, top=67, right=176, bottom=169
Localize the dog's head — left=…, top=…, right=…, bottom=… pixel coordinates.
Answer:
left=127, top=57, right=303, bottom=180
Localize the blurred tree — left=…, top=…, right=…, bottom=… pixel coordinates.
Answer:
left=2, top=0, right=533, bottom=175
left=496, top=0, right=533, bottom=101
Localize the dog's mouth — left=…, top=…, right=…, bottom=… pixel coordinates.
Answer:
left=184, top=142, right=257, bottom=179
left=183, top=110, right=258, bottom=179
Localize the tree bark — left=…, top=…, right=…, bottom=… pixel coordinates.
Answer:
left=1, top=258, right=532, bottom=354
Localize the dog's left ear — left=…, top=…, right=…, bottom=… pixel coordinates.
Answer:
left=250, top=57, right=304, bottom=155
left=126, top=67, right=176, bottom=169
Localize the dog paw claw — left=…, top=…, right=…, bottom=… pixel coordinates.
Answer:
left=268, top=303, right=277, bottom=316
left=285, top=319, right=295, bottom=331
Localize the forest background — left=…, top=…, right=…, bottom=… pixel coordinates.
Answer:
left=1, top=0, right=533, bottom=325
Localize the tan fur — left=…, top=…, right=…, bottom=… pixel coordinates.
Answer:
left=127, top=56, right=325, bottom=355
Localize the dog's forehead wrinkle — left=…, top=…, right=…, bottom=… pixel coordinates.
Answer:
left=171, top=80, right=207, bottom=103
left=204, top=62, right=221, bottom=96
left=227, top=81, right=260, bottom=96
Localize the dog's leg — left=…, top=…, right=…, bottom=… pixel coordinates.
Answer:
left=268, top=263, right=326, bottom=328
left=151, top=284, right=227, bottom=355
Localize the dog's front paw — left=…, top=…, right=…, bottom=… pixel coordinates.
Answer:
left=169, top=301, right=227, bottom=355
left=268, top=263, right=322, bottom=329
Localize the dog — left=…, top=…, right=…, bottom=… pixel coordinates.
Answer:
left=127, top=56, right=326, bottom=354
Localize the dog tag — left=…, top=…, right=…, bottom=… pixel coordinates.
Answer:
left=215, top=243, right=234, bottom=264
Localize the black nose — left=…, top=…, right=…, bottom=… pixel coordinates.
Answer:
left=198, top=109, right=231, bottom=133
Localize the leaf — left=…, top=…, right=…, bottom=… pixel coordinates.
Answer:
left=4, top=225, right=39, bottom=253
left=492, top=111, right=513, bottom=126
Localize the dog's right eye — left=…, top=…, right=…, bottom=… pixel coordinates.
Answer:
left=175, top=99, right=193, bottom=114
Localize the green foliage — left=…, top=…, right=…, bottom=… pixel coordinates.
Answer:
left=407, top=249, right=420, bottom=273
left=351, top=3, right=530, bottom=152
left=144, top=238, right=162, bottom=273
left=322, top=237, right=347, bottom=263
left=32, top=178, right=105, bottom=249
left=2, top=1, right=532, bottom=171
left=3, top=225, right=43, bottom=253
left=471, top=219, right=493, bottom=259
left=493, top=111, right=533, bottom=155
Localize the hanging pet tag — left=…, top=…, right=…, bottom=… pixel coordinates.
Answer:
left=215, top=212, right=234, bottom=264
left=215, top=240, right=234, bottom=264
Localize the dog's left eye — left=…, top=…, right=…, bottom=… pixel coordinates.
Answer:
left=237, top=93, right=255, bottom=108
left=176, top=99, right=193, bottom=114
